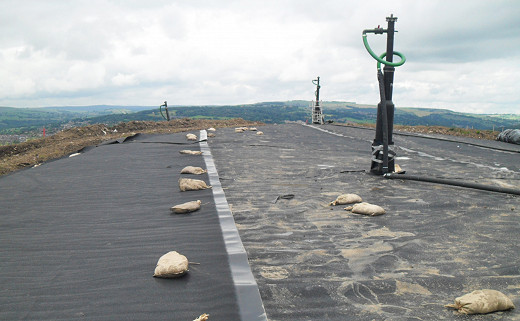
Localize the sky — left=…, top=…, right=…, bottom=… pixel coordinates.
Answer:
left=0, top=0, right=519, bottom=114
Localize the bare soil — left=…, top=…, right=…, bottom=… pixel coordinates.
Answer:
left=0, top=118, right=261, bottom=176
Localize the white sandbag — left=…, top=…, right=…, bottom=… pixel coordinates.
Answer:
left=249, top=127, right=258, bottom=131
left=235, top=128, right=245, bottom=133
left=207, top=127, right=216, bottom=131
left=193, top=314, right=209, bottom=321
left=153, top=251, right=189, bottom=278
left=256, top=131, right=264, bottom=135
left=186, top=133, right=197, bottom=141
left=180, top=150, right=203, bottom=155
left=329, top=193, right=363, bottom=206
left=179, top=178, right=212, bottom=191
left=170, top=200, right=201, bottom=214
left=445, top=289, right=515, bottom=314
left=181, top=166, right=207, bottom=175
left=350, top=202, right=386, bottom=216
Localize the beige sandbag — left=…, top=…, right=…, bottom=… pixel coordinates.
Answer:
left=256, top=131, right=264, bottom=135
left=349, top=202, right=386, bottom=216
left=249, top=127, right=258, bottom=131
left=180, top=150, right=203, bottom=155
left=207, top=127, right=216, bottom=131
left=170, top=200, right=201, bottom=214
left=179, top=178, right=212, bottom=191
left=329, top=193, right=363, bottom=206
left=181, top=166, right=207, bottom=175
left=193, top=314, right=209, bottom=321
left=235, top=128, right=245, bottom=133
left=153, top=251, right=189, bottom=278
left=207, top=133, right=216, bottom=138
left=186, top=133, right=197, bottom=141
left=445, top=289, right=515, bottom=314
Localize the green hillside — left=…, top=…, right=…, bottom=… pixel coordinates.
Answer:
left=0, top=107, right=84, bottom=134
left=1, top=102, right=518, bottom=137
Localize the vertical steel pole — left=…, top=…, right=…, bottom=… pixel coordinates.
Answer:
left=315, top=77, right=320, bottom=104
left=371, top=14, right=397, bottom=174
left=384, top=14, right=397, bottom=146
left=164, top=101, right=170, bottom=121
left=312, top=77, right=323, bottom=124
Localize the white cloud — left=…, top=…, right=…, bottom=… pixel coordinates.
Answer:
left=0, top=0, right=518, bottom=114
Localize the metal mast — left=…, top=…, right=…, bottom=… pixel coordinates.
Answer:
left=311, top=77, right=323, bottom=124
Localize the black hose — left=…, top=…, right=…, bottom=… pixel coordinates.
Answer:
left=384, top=172, right=520, bottom=196
left=378, top=69, right=389, bottom=173
left=329, top=123, right=520, bottom=154
left=392, top=131, right=520, bottom=154
left=159, top=105, right=167, bottom=120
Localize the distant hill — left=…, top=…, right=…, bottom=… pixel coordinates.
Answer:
left=0, top=105, right=155, bottom=134
left=1, top=102, right=519, bottom=136
left=40, top=105, right=154, bottom=114
left=0, top=107, right=83, bottom=134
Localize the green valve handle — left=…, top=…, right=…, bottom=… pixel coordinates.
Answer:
left=362, top=33, right=406, bottom=70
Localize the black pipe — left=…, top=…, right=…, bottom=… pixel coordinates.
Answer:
left=384, top=14, right=397, bottom=145
left=371, top=14, right=398, bottom=174
left=160, top=101, right=170, bottom=121
left=314, top=77, right=320, bottom=103
left=362, top=28, right=386, bottom=35
left=378, top=69, right=389, bottom=173
left=384, top=172, right=520, bottom=196
left=330, top=123, right=520, bottom=154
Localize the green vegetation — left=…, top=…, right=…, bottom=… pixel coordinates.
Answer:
left=0, top=102, right=518, bottom=139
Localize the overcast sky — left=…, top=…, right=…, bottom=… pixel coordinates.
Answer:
left=1, top=0, right=519, bottom=114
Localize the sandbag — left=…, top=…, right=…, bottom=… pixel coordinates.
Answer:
left=257, top=131, right=264, bottom=135
left=497, top=129, right=520, bottom=145
left=193, top=314, right=209, bottom=321
left=153, top=251, right=189, bottom=278
left=179, top=178, right=212, bottom=191
left=207, top=127, right=216, bottom=131
left=180, top=150, right=203, bottom=155
left=186, top=133, right=198, bottom=141
left=349, top=202, right=386, bottom=216
left=329, top=193, right=363, bottom=206
left=208, top=133, right=216, bottom=138
left=170, top=200, right=201, bottom=214
left=445, top=289, right=515, bottom=314
left=249, top=127, right=258, bottom=131
left=235, top=128, right=245, bottom=133
left=181, top=166, right=207, bottom=175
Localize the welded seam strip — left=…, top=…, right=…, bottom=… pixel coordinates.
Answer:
left=199, top=130, right=267, bottom=321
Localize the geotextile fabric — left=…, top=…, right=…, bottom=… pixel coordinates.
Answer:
left=0, top=133, right=241, bottom=320
left=208, top=124, right=520, bottom=320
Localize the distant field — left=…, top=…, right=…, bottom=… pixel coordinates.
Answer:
left=0, top=102, right=518, bottom=139
left=400, top=108, right=433, bottom=117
